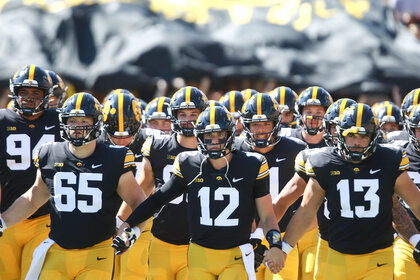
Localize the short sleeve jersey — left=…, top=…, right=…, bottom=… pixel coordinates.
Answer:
left=141, top=133, right=196, bottom=245
left=0, top=108, right=62, bottom=218
left=294, top=147, right=331, bottom=240
left=393, top=140, right=420, bottom=231
left=173, top=150, right=270, bottom=249
left=236, top=137, right=307, bottom=231
left=306, top=144, right=408, bottom=254
left=35, top=141, right=135, bottom=249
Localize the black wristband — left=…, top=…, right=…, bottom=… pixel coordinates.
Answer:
left=266, top=229, right=282, bottom=249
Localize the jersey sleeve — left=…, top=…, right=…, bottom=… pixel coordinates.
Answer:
left=295, top=150, right=309, bottom=182
left=254, top=155, right=270, bottom=198
left=141, top=136, right=153, bottom=158
left=172, top=154, right=184, bottom=179
left=256, top=156, right=269, bottom=180
left=123, top=148, right=136, bottom=174
left=399, top=151, right=409, bottom=171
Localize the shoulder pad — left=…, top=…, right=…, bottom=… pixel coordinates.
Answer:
left=389, top=140, right=410, bottom=148
left=279, top=127, right=293, bottom=137
left=144, top=127, right=164, bottom=137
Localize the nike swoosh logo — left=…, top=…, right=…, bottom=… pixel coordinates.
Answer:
left=92, top=164, right=103, bottom=169
left=134, top=154, right=142, bottom=158
left=276, top=158, right=286, bottom=162
left=245, top=251, right=252, bottom=256
left=234, top=256, right=242, bottom=260
left=45, top=125, right=55, bottom=130
left=232, top=177, right=243, bottom=183
left=46, top=224, right=51, bottom=228
left=370, top=169, right=381, bottom=174
left=377, top=263, right=387, bottom=267
left=97, top=257, right=106, bottom=261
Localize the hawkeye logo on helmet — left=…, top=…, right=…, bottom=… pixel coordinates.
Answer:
left=22, top=79, right=38, bottom=86
left=252, top=115, right=267, bottom=120
left=69, top=109, right=86, bottom=115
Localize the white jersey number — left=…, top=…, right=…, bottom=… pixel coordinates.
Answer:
left=6, top=134, right=55, bottom=170
left=337, top=179, right=379, bottom=218
left=198, top=187, right=239, bottom=227
left=53, top=172, right=103, bottom=213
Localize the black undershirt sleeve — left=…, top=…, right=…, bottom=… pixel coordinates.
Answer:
left=125, top=174, right=187, bottom=227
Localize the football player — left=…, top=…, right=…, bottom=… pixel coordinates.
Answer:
left=0, top=65, right=62, bottom=279
left=100, top=90, right=154, bottom=279
left=128, top=86, right=208, bottom=280
left=45, top=70, right=67, bottom=109
left=392, top=104, right=420, bottom=279
left=269, top=86, right=298, bottom=128
left=0, top=92, right=147, bottom=279
left=271, top=98, right=354, bottom=280
left=236, top=93, right=306, bottom=280
left=280, top=86, right=333, bottom=149
left=282, top=103, right=420, bottom=279
left=376, top=104, right=403, bottom=136
left=144, top=97, right=172, bottom=134
left=113, top=106, right=285, bottom=279
left=220, top=90, right=247, bottom=136
left=278, top=86, right=333, bottom=279
left=387, top=88, right=420, bottom=142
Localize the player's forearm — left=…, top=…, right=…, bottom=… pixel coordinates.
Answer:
left=2, top=195, right=40, bottom=228
left=283, top=206, right=316, bottom=247
left=260, top=214, right=281, bottom=236
left=392, top=195, right=419, bottom=240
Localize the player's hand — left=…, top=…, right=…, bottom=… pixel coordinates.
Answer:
left=263, top=247, right=285, bottom=274
left=414, top=241, right=420, bottom=266
left=250, top=238, right=268, bottom=271
left=112, top=224, right=140, bottom=255
left=0, top=215, right=6, bottom=237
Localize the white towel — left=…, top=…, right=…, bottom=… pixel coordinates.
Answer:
left=25, top=238, right=55, bottom=280
left=239, top=243, right=256, bottom=280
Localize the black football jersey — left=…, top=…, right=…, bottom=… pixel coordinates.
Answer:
left=295, top=147, right=331, bottom=240
left=280, top=127, right=327, bottom=149
left=173, top=150, right=270, bottom=249
left=0, top=109, right=62, bottom=218
left=236, top=137, right=307, bottom=231
left=141, top=133, right=196, bottom=245
left=306, top=144, right=408, bottom=254
left=35, top=141, right=136, bottom=249
left=393, top=140, right=420, bottom=231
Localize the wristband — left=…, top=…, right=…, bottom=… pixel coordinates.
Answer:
left=266, top=229, right=282, bottom=249
left=250, top=228, right=264, bottom=240
left=132, top=226, right=141, bottom=239
left=0, top=216, right=7, bottom=230
left=282, top=241, right=294, bottom=255
left=409, top=234, right=420, bottom=247
left=116, top=216, right=124, bottom=229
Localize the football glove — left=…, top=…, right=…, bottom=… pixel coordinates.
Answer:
left=414, top=241, right=420, bottom=266
left=0, top=215, right=6, bottom=237
left=250, top=238, right=268, bottom=271
left=112, top=226, right=140, bottom=255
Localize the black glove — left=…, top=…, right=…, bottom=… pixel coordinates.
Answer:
left=112, top=227, right=140, bottom=255
left=414, top=241, right=420, bottom=266
left=250, top=238, right=268, bottom=272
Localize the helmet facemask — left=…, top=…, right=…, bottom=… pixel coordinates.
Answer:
left=337, top=126, right=379, bottom=162
left=196, top=127, right=236, bottom=159
left=170, top=107, right=202, bottom=137
left=60, top=115, right=102, bottom=147
left=242, top=116, right=281, bottom=148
